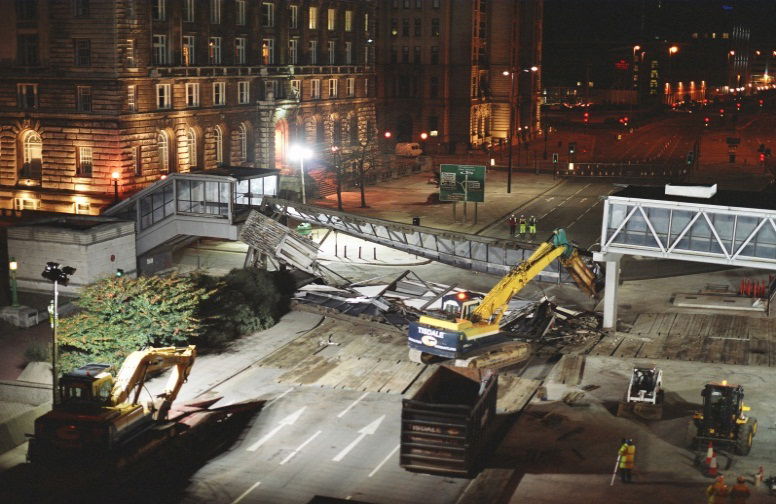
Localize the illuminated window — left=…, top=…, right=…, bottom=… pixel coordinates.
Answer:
left=186, top=128, right=197, bottom=168
left=309, top=6, right=318, bottom=29
left=127, top=85, right=136, bottom=111
left=156, top=84, right=171, bottom=109
left=208, top=37, right=222, bottom=64
left=213, top=82, right=226, bottom=105
left=345, top=10, right=353, bottom=31
left=237, top=123, right=248, bottom=161
left=311, top=79, right=320, bottom=99
left=327, top=8, right=335, bottom=30
left=214, top=126, right=223, bottom=165
left=76, top=146, right=92, bottom=177
left=186, top=83, right=200, bottom=107
left=262, top=38, right=275, bottom=64
left=328, top=78, right=337, bottom=98
left=289, top=39, right=299, bottom=64
left=346, top=78, right=355, bottom=97
left=21, top=130, right=42, bottom=178
left=157, top=131, right=169, bottom=172
left=183, top=35, right=195, bottom=65
left=238, top=81, right=250, bottom=104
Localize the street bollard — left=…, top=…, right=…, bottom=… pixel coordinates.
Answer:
left=334, top=244, right=338, bottom=257
left=344, top=246, right=347, bottom=259
left=359, top=246, right=362, bottom=259
left=373, top=248, right=377, bottom=260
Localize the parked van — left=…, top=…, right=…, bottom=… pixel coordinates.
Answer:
left=395, top=142, right=423, bottom=157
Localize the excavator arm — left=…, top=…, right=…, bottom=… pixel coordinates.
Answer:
left=110, top=345, right=197, bottom=420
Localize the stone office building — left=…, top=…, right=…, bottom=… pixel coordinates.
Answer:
left=376, top=0, right=542, bottom=154
left=0, top=0, right=376, bottom=214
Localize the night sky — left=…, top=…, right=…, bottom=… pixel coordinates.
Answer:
left=543, top=0, right=776, bottom=87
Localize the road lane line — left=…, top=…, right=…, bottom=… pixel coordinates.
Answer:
left=368, top=444, right=400, bottom=478
left=264, top=387, right=293, bottom=407
left=332, top=415, right=385, bottom=462
left=337, top=392, right=369, bottom=418
left=231, top=481, right=261, bottom=504
left=279, top=430, right=322, bottom=465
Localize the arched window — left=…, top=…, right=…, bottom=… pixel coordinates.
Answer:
left=21, top=130, right=42, bottom=178
left=332, top=119, right=342, bottom=147
left=186, top=128, right=197, bottom=169
left=157, top=131, right=169, bottom=172
left=237, top=123, right=248, bottom=162
left=349, top=115, right=359, bottom=145
left=214, top=126, right=223, bottom=166
left=315, top=120, right=325, bottom=146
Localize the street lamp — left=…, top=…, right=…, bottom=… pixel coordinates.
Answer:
left=503, top=69, right=516, bottom=193
left=41, top=262, right=76, bottom=405
left=111, top=171, right=120, bottom=203
left=668, top=46, right=679, bottom=103
left=8, top=258, right=19, bottom=308
left=288, top=144, right=313, bottom=204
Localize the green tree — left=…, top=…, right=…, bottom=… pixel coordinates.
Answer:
left=57, top=275, right=210, bottom=373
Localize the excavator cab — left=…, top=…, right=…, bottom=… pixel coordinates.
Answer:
left=441, top=291, right=483, bottom=321
left=59, top=364, right=113, bottom=406
left=692, top=381, right=758, bottom=455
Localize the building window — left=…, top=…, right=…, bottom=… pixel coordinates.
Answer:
left=73, top=0, right=90, bottom=18
left=214, top=126, right=224, bottom=165
left=349, top=115, right=358, bottom=144
left=364, top=45, right=370, bottom=64
left=183, top=0, right=195, bottom=22
left=76, top=146, right=93, bottom=177
left=238, top=81, right=250, bottom=104
left=345, top=10, right=353, bottom=31
left=416, top=0, right=422, bottom=8
left=262, top=39, right=275, bottom=64
left=329, top=78, right=337, bottom=98
left=127, top=85, right=136, bottom=111
left=17, top=84, right=38, bottom=109
left=264, top=80, right=277, bottom=99
left=413, top=46, right=421, bottom=64
left=432, top=0, right=439, bottom=8
left=156, top=83, right=171, bottom=109
left=431, top=18, right=440, bottom=37
left=288, top=39, right=298, bottom=64
left=431, top=46, right=439, bottom=64
left=390, top=46, right=397, bottom=64
left=262, top=2, right=275, bottom=27
left=345, top=42, right=352, bottom=64
left=153, top=34, right=168, bottom=65
left=157, top=132, right=170, bottom=172
left=327, top=41, right=335, bottom=64
left=133, top=145, right=142, bottom=175
left=311, top=79, right=320, bottom=99
left=151, top=0, right=165, bottom=20
left=235, top=37, right=246, bottom=64
left=236, top=0, right=246, bottom=25
left=213, top=82, right=226, bottom=105
left=402, top=46, right=409, bottom=63
left=364, top=77, right=370, bottom=96
left=126, top=39, right=136, bottom=66
left=186, top=82, right=200, bottom=107
left=403, top=0, right=410, bottom=7
left=237, top=123, right=248, bottom=161
left=77, top=86, right=92, bottom=112
left=391, top=19, right=398, bottom=37
left=289, top=4, right=298, bottom=28
left=402, top=18, right=409, bottom=36
left=15, top=198, right=40, bottom=211
left=186, top=128, right=197, bottom=168
left=364, top=12, right=369, bottom=32
left=327, top=8, right=336, bottom=30
left=21, top=130, right=42, bottom=179
left=15, top=0, right=36, bottom=20
left=309, top=40, right=318, bottom=64
left=210, top=0, right=221, bottom=24
left=74, top=201, right=90, bottom=214
left=183, top=35, right=195, bottom=65
left=346, top=77, right=355, bottom=97
left=308, top=6, right=318, bottom=29
left=208, top=37, right=222, bottom=64
left=430, top=76, right=439, bottom=97
left=74, top=39, right=91, bottom=66
left=414, top=18, right=422, bottom=36
left=290, top=79, right=300, bottom=98
left=17, top=35, right=39, bottom=66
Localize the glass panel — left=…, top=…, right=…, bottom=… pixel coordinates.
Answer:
left=236, top=180, right=249, bottom=205
left=644, top=207, right=669, bottom=247
left=669, top=210, right=693, bottom=245
left=709, top=213, right=734, bottom=255
left=752, top=223, right=776, bottom=259
left=190, top=180, right=205, bottom=213
left=263, top=176, right=277, bottom=196
left=177, top=179, right=192, bottom=212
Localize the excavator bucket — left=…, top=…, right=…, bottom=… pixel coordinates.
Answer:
left=561, top=250, right=599, bottom=297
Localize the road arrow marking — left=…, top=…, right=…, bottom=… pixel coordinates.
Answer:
left=231, top=481, right=261, bottom=504
left=337, top=392, right=369, bottom=418
left=264, top=387, right=293, bottom=408
left=247, top=407, right=306, bottom=452
left=332, top=415, right=385, bottom=462
left=279, top=429, right=322, bottom=465
left=368, top=444, right=400, bottom=478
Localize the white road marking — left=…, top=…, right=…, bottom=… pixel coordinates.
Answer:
left=579, top=197, right=587, bottom=203
left=332, top=415, right=385, bottom=462
left=279, top=430, right=322, bottom=465
left=337, top=392, right=369, bottom=418
left=264, top=387, right=293, bottom=408
left=247, top=407, right=306, bottom=452
left=368, top=444, right=400, bottom=478
left=231, top=481, right=261, bottom=504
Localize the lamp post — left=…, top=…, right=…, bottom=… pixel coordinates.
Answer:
left=9, top=258, right=19, bottom=308
left=289, top=144, right=313, bottom=204
left=111, top=171, right=120, bottom=203
left=668, top=45, right=679, bottom=104
left=41, top=262, right=75, bottom=405
left=503, top=69, right=516, bottom=193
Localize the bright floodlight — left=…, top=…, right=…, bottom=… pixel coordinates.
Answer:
left=530, top=66, right=538, bottom=72
left=502, top=70, right=510, bottom=76
left=288, top=144, right=313, bottom=161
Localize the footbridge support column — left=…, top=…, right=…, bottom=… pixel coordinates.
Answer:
left=594, top=252, right=622, bottom=330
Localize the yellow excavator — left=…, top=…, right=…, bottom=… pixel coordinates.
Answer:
left=407, top=229, right=598, bottom=369
left=27, top=345, right=197, bottom=465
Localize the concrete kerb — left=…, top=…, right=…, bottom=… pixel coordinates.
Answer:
left=0, top=402, right=49, bottom=455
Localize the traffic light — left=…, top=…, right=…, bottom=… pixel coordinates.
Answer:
left=759, top=99, right=764, bottom=108
left=686, top=151, right=695, bottom=165
left=704, top=116, right=710, bottom=127
left=552, top=152, right=559, bottom=164
left=736, top=102, right=741, bottom=111
left=583, top=112, right=589, bottom=124
left=568, top=142, right=576, bottom=155
left=115, top=268, right=125, bottom=277
left=760, top=153, right=766, bottom=163
left=719, top=108, right=725, bottom=117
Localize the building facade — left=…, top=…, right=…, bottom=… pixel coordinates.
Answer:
left=375, top=0, right=542, bottom=154
left=0, top=0, right=376, bottom=214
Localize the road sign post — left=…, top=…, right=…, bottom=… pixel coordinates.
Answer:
left=439, top=164, right=486, bottom=223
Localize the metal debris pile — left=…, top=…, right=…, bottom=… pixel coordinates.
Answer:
left=540, top=307, right=605, bottom=347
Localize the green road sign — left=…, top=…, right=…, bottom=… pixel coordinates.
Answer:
left=439, top=164, right=486, bottom=203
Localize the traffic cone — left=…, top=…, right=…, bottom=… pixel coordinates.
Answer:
left=708, top=450, right=718, bottom=477
left=705, top=442, right=714, bottom=466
